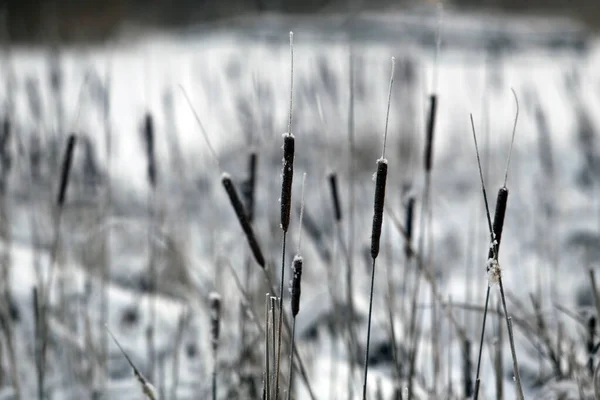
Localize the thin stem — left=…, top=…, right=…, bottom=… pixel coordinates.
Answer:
left=498, top=279, right=524, bottom=400
left=473, top=286, right=491, bottom=400
left=287, top=318, right=297, bottom=400
left=275, top=233, right=287, bottom=400
left=362, top=258, right=377, bottom=400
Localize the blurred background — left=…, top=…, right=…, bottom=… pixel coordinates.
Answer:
left=1, top=0, right=598, bottom=43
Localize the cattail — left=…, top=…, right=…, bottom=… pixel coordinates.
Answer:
left=210, top=292, right=222, bottom=352
left=57, top=134, right=76, bottom=206
left=275, top=32, right=295, bottom=400
left=286, top=256, right=303, bottom=400
left=487, top=187, right=508, bottom=262
left=0, top=117, right=11, bottom=192
left=404, top=197, right=415, bottom=258
left=588, top=316, right=596, bottom=375
left=463, top=339, right=473, bottom=397
left=210, top=292, right=221, bottom=400
left=143, top=113, right=157, bottom=188
left=363, top=56, right=395, bottom=400
left=243, top=152, right=258, bottom=223
left=0, top=118, right=11, bottom=168
left=290, top=256, right=303, bottom=318
left=328, top=172, right=342, bottom=222
left=424, top=94, right=438, bottom=172
left=370, top=159, right=388, bottom=260
left=280, top=133, right=295, bottom=232
left=221, top=173, right=266, bottom=268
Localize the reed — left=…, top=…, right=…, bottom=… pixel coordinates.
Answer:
left=107, top=327, right=157, bottom=400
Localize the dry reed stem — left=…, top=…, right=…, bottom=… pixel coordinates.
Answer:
left=107, top=327, right=157, bottom=400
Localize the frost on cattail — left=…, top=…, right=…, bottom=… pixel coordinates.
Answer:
left=290, top=256, right=303, bottom=317
left=221, top=173, right=266, bottom=268
left=135, top=370, right=158, bottom=400
left=424, top=94, right=438, bottom=172
left=487, top=187, right=509, bottom=261
left=143, top=113, right=157, bottom=188
left=486, top=258, right=501, bottom=286
left=210, top=292, right=221, bottom=352
left=280, top=133, right=295, bottom=232
left=328, top=172, right=342, bottom=222
left=370, top=159, right=388, bottom=260
left=57, top=134, right=77, bottom=206
left=107, top=327, right=157, bottom=400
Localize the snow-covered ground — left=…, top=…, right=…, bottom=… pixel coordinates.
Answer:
left=0, top=9, right=599, bottom=399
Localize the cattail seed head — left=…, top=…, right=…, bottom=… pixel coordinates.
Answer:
left=57, top=134, right=77, bottom=206
left=328, top=172, right=342, bottom=222
left=221, top=173, right=266, bottom=268
left=280, top=133, right=295, bottom=232
left=143, top=113, right=157, bottom=188
left=487, top=186, right=509, bottom=262
left=404, top=197, right=415, bottom=257
left=371, top=159, right=388, bottom=260
left=424, top=94, right=438, bottom=172
left=463, top=339, right=473, bottom=397
left=290, top=256, right=303, bottom=317
left=210, top=292, right=221, bottom=352
left=242, top=152, right=258, bottom=223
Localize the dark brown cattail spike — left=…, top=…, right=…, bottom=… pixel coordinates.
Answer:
left=290, top=256, right=303, bottom=318
left=210, top=292, right=221, bottom=400
left=487, top=187, right=509, bottom=263
left=143, top=113, right=157, bottom=188
left=404, top=197, right=415, bottom=257
left=463, top=339, right=473, bottom=397
left=328, top=172, right=342, bottom=222
left=221, top=173, right=266, bottom=268
left=587, top=316, right=596, bottom=375
left=371, top=160, right=388, bottom=260
left=210, top=292, right=221, bottom=352
left=243, top=152, right=258, bottom=223
left=424, top=94, right=438, bottom=172
left=57, top=134, right=76, bottom=206
left=280, top=133, right=295, bottom=233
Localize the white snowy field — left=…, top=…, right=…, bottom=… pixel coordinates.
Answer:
left=0, top=9, right=599, bottom=400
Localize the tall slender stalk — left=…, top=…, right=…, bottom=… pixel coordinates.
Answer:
left=472, top=89, right=523, bottom=400
left=275, top=31, right=295, bottom=400
left=287, top=173, right=306, bottom=400
left=362, top=56, right=395, bottom=400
